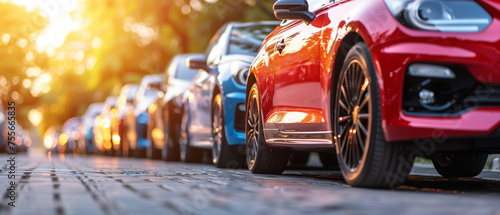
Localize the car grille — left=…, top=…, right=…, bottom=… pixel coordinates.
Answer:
left=234, top=103, right=245, bottom=132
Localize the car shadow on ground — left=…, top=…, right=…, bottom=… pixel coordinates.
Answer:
left=282, top=167, right=500, bottom=194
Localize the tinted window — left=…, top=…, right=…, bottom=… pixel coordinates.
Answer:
left=148, top=83, right=161, bottom=91
left=126, top=86, right=138, bottom=101
left=206, top=34, right=224, bottom=66
left=228, top=25, right=275, bottom=56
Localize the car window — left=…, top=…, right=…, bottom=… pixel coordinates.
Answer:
left=227, top=25, right=276, bottom=57
left=206, top=33, right=225, bottom=66
left=126, top=86, right=138, bottom=102
left=165, top=58, right=176, bottom=85
left=174, top=56, right=199, bottom=81
left=148, top=83, right=161, bottom=91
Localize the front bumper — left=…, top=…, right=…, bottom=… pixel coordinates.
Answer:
left=222, top=90, right=246, bottom=146
left=136, top=111, right=149, bottom=149
left=373, top=31, right=500, bottom=142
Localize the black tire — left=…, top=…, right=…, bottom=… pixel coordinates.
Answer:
left=319, top=152, right=340, bottom=170
left=333, top=42, right=414, bottom=188
left=0, top=142, right=6, bottom=153
left=163, top=104, right=181, bottom=161
left=246, top=83, right=290, bottom=174
left=432, top=153, right=487, bottom=177
left=118, top=121, right=127, bottom=157
left=125, top=122, right=136, bottom=158
left=146, top=111, right=163, bottom=160
left=179, top=111, right=203, bottom=163
left=150, top=147, right=162, bottom=160
left=135, top=148, right=147, bottom=158
left=212, top=93, right=246, bottom=168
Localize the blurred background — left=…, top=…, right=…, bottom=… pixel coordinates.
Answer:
left=0, top=0, right=274, bottom=149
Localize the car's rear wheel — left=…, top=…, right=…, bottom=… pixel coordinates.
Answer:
left=334, top=42, right=413, bottom=188
left=179, top=111, right=203, bottom=163
left=246, top=83, right=290, bottom=174
left=432, top=153, right=487, bottom=177
left=147, top=113, right=162, bottom=160
left=212, top=93, right=246, bottom=168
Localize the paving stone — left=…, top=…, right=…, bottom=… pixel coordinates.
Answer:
left=1, top=152, right=500, bottom=215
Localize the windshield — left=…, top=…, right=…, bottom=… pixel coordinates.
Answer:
left=228, top=25, right=276, bottom=56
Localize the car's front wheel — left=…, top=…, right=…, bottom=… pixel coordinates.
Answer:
left=246, top=83, right=290, bottom=174
left=334, top=42, right=413, bottom=188
left=432, top=153, right=487, bottom=177
left=211, top=93, right=246, bottom=168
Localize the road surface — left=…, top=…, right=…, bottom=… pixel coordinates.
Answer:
left=1, top=151, right=500, bottom=215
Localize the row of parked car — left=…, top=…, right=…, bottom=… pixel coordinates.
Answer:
left=0, top=102, right=31, bottom=153
left=48, top=0, right=500, bottom=188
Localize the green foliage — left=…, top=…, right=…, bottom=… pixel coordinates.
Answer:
left=1, top=0, right=276, bottom=134
left=0, top=2, right=48, bottom=127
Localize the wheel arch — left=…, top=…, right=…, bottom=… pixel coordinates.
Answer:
left=329, top=32, right=367, bottom=131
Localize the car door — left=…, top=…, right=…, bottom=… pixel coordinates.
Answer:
left=187, top=70, right=212, bottom=138
left=272, top=0, right=330, bottom=133
left=189, top=29, right=226, bottom=140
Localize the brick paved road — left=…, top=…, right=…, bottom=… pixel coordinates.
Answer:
left=1, top=151, right=500, bottom=215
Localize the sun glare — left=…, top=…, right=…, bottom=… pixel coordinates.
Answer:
left=3, top=0, right=83, bottom=53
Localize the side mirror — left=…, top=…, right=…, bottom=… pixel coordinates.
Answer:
left=186, top=56, right=209, bottom=72
left=273, top=0, right=315, bottom=25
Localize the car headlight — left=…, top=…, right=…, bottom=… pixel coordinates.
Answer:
left=385, top=0, right=491, bottom=32
left=231, top=62, right=250, bottom=86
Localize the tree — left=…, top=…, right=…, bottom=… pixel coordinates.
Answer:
left=0, top=3, right=48, bottom=127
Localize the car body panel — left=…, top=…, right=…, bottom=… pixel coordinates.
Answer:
left=251, top=0, right=500, bottom=150
left=185, top=21, right=279, bottom=148
left=81, top=103, right=104, bottom=153
left=127, top=75, right=164, bottom=150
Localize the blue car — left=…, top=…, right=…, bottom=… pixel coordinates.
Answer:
left=125, top=74, right=163, bottom=158
left=182, top=21, right=279, bottom=167
left=81, top=103, right=104, bottom=154
left=147, top=53, right=202, bottom=160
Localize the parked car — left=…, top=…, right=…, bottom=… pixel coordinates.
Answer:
left=247, top=0, right=500, bottom=188
left=0, top=103, right=5, bottom=153
left=14, top=123, right=28, bottom=153
left=94, top=96, right=118, bottom=155
left=44, top=126, right=60, bottom=154
left=124, top=75, right=163, bottom=158
left=0, top=108, right=27, bottom=153
left=20, top=130, right=31, bottom=153
left=62, top=116, right=82, bottom=154
left=147, top=54, right=203, bottom=160
left=112, top=84, right=139, bottom=157
left=80, top=103, right=104, bottom=154
left=182, top=21, right=279, bottom=167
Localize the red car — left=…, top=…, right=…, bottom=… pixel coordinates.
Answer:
left=247, top=0, right=500, bottom=188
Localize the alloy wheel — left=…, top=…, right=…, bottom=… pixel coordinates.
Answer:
left=212, top=94, right=223, bottom=164
left=336, top=60, right=371, bottom=171
left=246, top=89, right=260, bottom=168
